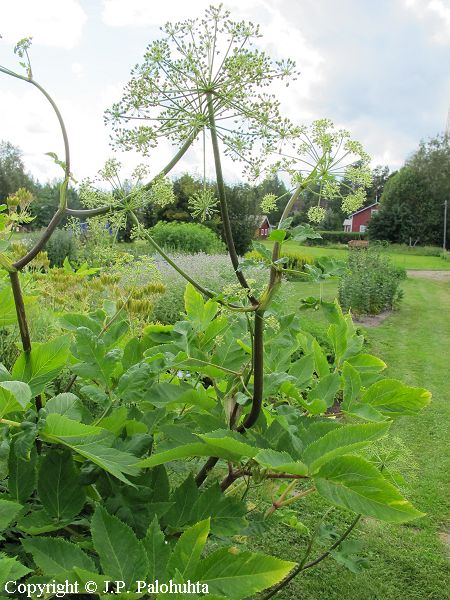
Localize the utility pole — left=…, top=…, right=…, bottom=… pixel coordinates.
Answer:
left=444, top=199, right=448, bottom=252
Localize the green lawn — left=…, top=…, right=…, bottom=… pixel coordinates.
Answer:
left=250, top=275, right=450, bottom=599
left=265, top=240, right=450, bottom=270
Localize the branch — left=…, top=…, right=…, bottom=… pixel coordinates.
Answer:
left=262, top=514, right=362, bottom=599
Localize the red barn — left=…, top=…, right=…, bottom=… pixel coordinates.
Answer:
left=343, top=202, right=379, bottom=233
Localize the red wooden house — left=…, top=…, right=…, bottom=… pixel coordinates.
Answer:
left=256, top=216, right=273, bottom=238
left=343, top=202, right=379, bottom=233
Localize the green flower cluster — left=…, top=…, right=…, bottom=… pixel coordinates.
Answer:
left=188, top=189, right=219, bottom=221
left=150, top=175, right=175, bottom=209
left=260, top=193, right=277, bottom=214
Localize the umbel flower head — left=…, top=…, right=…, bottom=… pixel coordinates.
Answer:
left=266, top=118, right=373, bottom=223
left=260, top=193, right=277, bottom=214
left=188, top=189, right=219, bottom=221
left=105, top=4, right=299, bottom=177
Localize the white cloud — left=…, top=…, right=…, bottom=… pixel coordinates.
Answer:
left=402, top=0, right=450, bottom=44
left=0, top=0, right=87, bottom=49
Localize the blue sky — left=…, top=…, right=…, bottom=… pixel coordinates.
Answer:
left=0, top=0, right=449, bottom=185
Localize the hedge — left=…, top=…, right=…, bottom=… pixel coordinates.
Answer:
left=302, top=231, right=368, bottom=245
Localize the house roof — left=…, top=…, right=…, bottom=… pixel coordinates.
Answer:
left=254, top=215, right=272, bottom=227
left=348, top=201, right=379, bottom=218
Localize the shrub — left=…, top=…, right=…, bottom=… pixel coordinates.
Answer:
left=150, top=278, right=186, bottom=324
left=148, top=221, right=225, bottom=254
left=304, top=231, right=368, bottom=245
left=338, top=248, right=406, bottom=315
left=42, top=228, right=78, bottom=266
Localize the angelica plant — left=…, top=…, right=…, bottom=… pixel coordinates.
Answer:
left=0, top=8, right=431, bottom=599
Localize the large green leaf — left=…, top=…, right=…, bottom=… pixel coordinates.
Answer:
left=0, top=287, right=18, bottom=327
left=327, top=321, right=348, bottom=365
left=193, top=548, right=296, bottom=599
left=341, top=362, right=362, bottom=409
left=167, top=518, right=210, bottom=578
left=163, top=474, right=199, bottom=529
left=43, top=393, right=84, bottom=421
left=59, top=313, right=102, bottom=334
left=0, top=285, right=35, bottom=328
left=303, top=422, right=391, bottom=473
left=12, top=336, right=70, bottom=396
left=143, top=517, right=170, bottom=582
left=211, top=329, right=248, bottom=373
left=117, top=362, right=156, bottom=403
left=8, top=439, right=37, bottom=502
left=0, top=555, right=31, bottom=587
left=190, top=483, right=248, bottom=536
left=147, top=382, right=215, bottom=410
left=288, top=353, right=314, bottom=388
left=135, top=428, right=255, bottom=468
left=254, top=449, right=308, bottom=476
left=21, top=537, right=95, bottom=575
left=313, top=339, right=329, bottom=377
left=314, top=455, right=424, bottom=522
left=0, top=364, right=11, bottom=382
left=16, top=509, right=73, bottom=535
left=91, top=505, right=148, bottom=586
left=0, top=497, right=22, bottom=530
left=41, top=414, right=140, bottom=484
left=360, top=379, right=431, bottom=417
left=346, top=354, right=386, bottom=372
left=199, top=430, right=259, bottom=459
left=0, top=381, right=31, bottom=417
left=346, top=354, right=386, bottom=386
left=38, top=449, right=86, bottom=521
left=306, top=372, right=341, bottom=413
left=71, top=327, right=121, bottom=386
left=184, top=283, right=217, bottom=330
left=135, top=442, right=216, bottom=468
left=200, top=316, right=229, bottom=350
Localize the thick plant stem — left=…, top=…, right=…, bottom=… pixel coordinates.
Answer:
left=195, top=298, right=265, bottom=485
left=238, top=309, right=264, bottom=431
left=195, top=456, right=219, bottom=486
left=206, top=93, right=258, bottom=305
left=9, top=271, right=31, bottom=353
left=262, top=514, right=362, bottom=599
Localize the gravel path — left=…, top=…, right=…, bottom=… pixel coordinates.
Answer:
left=407, top=270, right=450, bottom=281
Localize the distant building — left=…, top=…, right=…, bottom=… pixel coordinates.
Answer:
left=343, top=202, right=379, bottom=233
left=255, top=215, right=273, bottom=238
